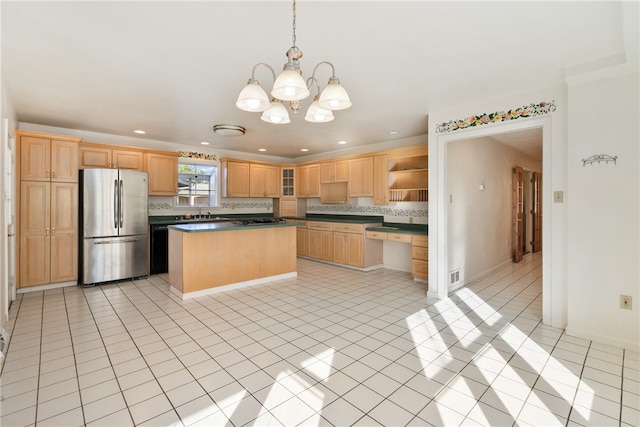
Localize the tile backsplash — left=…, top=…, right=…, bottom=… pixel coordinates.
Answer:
left=149, top=196, right=427, bottom=223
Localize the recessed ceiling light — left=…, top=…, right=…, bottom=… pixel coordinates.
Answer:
left=388, top=130, right=399, bottom=135
left=258, top=148, right=266, bottom=152
left=338, top=140, right=348, bottom=145
left=300, top=148, right=309, bottom=152
left=134, top=130, right=146, bottom=134
left=200, top=141, right=210, bottom=145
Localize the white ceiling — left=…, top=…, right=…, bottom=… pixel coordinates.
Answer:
left=2, top=1, right=634, bottom=159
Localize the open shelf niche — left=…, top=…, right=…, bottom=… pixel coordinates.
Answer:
left=388, top=155, right=428, bottom=202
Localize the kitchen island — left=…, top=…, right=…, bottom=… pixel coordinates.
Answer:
left=167, top=220, right=303, bottom=299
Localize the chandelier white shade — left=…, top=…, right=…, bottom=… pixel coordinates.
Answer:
left=236, top=0, right=350, bottom=124
left=261, top=99, right=291, bottom=124
left=318, top=77, right=351, bottom=110
left=235, top=79, right=270, bottom=112
left=305, top=95, right=334, bottom=123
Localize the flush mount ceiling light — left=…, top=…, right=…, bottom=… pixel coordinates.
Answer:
left=235, top=0, right=351, bottom=124
left=212, top=124, right=246, bottom=136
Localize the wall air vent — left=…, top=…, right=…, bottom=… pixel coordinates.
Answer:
left=450, top=269, right=461, bottom=284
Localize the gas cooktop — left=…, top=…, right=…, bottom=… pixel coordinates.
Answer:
left=232, top=217, right=287, bottom=226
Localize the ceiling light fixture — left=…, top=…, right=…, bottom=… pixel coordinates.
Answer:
left=213, top=124, right=246, bottom=136
left=134, top=130, right=146, bottom=134
left=235, top=0, right=351, bottom=124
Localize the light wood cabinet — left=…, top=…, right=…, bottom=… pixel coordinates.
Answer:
left=308, top=221, right=334, bottom=261
left=334, top=231, right=364, bottom=267
left=388, top=153, right=428, bottom=202
left=373, top=154, right=389, bottom=204
left=17, top=131, right=80, bottom=289
left=349, top=157, right=373, bottom=197
left=250, top=164, right=280, bottom=197
left=296, top=222, right=308, bottom=256
left=20, top=181, right=77, bottom=287
left=281, top=167, right=296, bottom=197
left=320, top=160, right=348, bottom=183
left=297, top=164, right=320, bottom=197
left=221, top=160, right=250, bottom=197
left=303, top=221, right=382, bottom=269
left=412, top=234, right=428, bottom=281
left=20, top=135, right=79, bottom=182
left=146, top=152, right=178, bottom=196
left=79, top=143, right=145, bottom=170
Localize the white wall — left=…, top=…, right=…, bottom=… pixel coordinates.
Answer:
left=1, top=77, right=18, bottom=345
left=566, top=71, right=639, bottom=350
left=447, top=136, right=541, bottom=287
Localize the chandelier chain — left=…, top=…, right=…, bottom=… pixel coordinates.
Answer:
left=292, top=0, right=297, bottom=47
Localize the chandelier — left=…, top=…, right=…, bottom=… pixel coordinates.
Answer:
left=235, top=0, right=351, bottom=124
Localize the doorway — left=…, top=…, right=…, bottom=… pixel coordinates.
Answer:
left=431, top=116, right=552, bottom=324
left=514, top=167, right=542, bottom=263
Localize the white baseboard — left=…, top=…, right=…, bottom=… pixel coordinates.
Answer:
left=565, top=326, right=640, bottom=353
left=171, top=272, right=298, bottom=300
left=449, top=258, right=514, bottom=292
left=17, top=280, right=77, bottom=293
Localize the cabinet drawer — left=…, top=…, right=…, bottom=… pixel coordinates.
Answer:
left=365, top=231, right=387, bottom=240
left=412, top=259, right=428, bottom=278
left=412, top=235, right=428, bottom=247
left=308, top=221, right=333, bottom=231
left=412, top=245, right=428, bottom=260
left=333, top=223, right=363, bottom=234
left=387, top=233, right=411, bottom=243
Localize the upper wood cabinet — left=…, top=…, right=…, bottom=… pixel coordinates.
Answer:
left=348, top=157, right=373, bottom=197
left=19, top=133, right=80, bottom=182
left=249, top=164, right=280, bottom=198
left=79, top=143, right=145, bottom=170
left=221, top=160, right=250, bottom=198
left=297, top=164, right=320, bottom=197
left=373, top=154, right=389, bottom=205
left=281, top=166, right=296, bottom=197
left=146, top=152, right=178, bottom=196
left=320, top=160, right=348, bottom=183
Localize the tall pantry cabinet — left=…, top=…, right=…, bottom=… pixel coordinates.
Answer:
left=17, top=131, right=81, bottom=288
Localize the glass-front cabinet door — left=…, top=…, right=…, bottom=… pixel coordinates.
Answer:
left=281, top=167, right=295, bottom=197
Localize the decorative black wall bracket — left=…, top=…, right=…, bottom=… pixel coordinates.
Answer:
left=582, top=154, right=618, bottom=167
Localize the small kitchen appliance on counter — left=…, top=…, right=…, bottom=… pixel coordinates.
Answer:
left=79, top=169, right=148, bottom=286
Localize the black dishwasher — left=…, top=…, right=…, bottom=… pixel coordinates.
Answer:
left=150, top=224, right=169, bottom=274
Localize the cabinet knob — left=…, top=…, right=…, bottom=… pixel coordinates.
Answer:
left=46, top=170, right=50, bottom=179
left=52, top=170, right=57, bottom=179
left=51, top=228, right=56, bottom=237
left=45, top=228, right=50, bottom=237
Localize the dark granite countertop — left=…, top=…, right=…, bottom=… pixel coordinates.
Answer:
left=169, top=221, right=304, bottom=233
left=284, top=214, right=384, bottom=224
left=365, top=222, right=428, bottom=235
left=149, top=214, right=272, bottom=226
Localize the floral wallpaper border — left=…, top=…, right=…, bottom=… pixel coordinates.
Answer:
left=307, top=204, right=428, bottom=218
left=179, top=151, right=218, bottom=161
left=436, top=100, right=556, bottom=133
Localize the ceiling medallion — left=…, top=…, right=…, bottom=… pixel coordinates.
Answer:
left=235, top=0, right=351, bottom=124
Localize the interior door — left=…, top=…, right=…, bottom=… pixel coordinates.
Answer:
left=512, top=166, right=524, bottom=263
left=532, top=171, right=542, bottom=252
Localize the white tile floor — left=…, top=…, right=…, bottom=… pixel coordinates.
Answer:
left=1, top=253, right=638, bottom=427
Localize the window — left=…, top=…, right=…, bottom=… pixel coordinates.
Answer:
left=176, top=160, right=219, bottom=207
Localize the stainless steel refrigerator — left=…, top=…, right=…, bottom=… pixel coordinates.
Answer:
left=79, top=169, right=148, bottom=285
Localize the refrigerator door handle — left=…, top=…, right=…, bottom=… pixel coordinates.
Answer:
left=119, top=179, right=124, bottom=228
left=92, top=238, right=141, bottom=244
left=114, top=179, right=119, bottom=229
